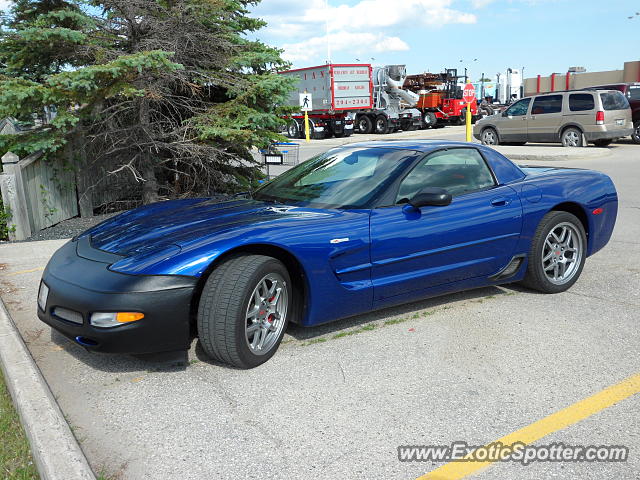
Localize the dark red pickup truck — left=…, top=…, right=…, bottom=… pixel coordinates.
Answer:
left=594, top=82, right=640, bottom=144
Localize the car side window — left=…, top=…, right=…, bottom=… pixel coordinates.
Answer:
left=396, top=149, right=496, bottom=202
left=531, top=95, right=563, bottom=115
left=505, top=98, right=531, bottom=116
left=569, top=93, right=595, bottom=111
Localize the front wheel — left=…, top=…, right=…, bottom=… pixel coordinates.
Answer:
left=481, top=127, right=499, bottom=145
left=197, top=255, right=292, bottom=368
left=520, top=211, right=586, bottom=293
left=422, top=111, right=437, bottom=129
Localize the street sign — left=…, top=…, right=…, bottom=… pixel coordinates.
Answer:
left=299, top=93, right=313, bottom=112
left=463, top=83, right=476, bottom=104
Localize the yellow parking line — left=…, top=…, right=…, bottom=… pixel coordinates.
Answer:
left=4, top=267, right=44, bottom=276
left=419, top=372, right=640, bottom=480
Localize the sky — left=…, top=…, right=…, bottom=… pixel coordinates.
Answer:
left=249, top=0, right=640, bottom=81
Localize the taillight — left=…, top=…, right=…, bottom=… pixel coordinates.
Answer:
left=596, top=111, right=605, bottom=125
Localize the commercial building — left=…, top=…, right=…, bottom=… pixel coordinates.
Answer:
left=524, top=60, right=640, bottom=96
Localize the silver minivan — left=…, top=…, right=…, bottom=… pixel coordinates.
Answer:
left=474, top=89, right=633, bottom=147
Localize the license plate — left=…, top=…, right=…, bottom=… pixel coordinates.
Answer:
left=616, top=119, right=624, bottom=126
left=335, top=121, right=342, bottom=125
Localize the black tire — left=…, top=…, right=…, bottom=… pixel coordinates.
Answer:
left=286, top=120, right=301, bottom=139
left=480, top=127, right=499, bottom=145
left=422, top=111, right=437, bottom=129
left=631, top=121, right=640, bottom=144
left=356, top=115, right=373, bottom=134
left=375, top=115, right=389, bottom=134
left=520, top=211, right=587, bottom=294
left=561, top=127, right=584, bottom=147
left=593, top=139, right=612, bottom=147
left=197, top=255, right=292, bottom=369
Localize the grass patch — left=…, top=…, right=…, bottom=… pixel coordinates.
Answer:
left=332, top=323, right=377, bottom=340
left=0, top=369, right=39, bottom=479
left=383, top=318, right=406, bottom=326
left=302, top=337, right=328, bottom=347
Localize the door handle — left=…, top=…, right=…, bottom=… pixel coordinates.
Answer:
left=529, top=115, right=536, bottom=120
left=491, top=197, right=509, bottom=207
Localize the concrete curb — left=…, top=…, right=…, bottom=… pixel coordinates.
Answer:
left=0, top=299, right=95, bottom=480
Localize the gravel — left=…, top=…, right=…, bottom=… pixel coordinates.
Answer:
left=6, top=212, right=121, bottom=243
left=5, top=194, right=232, bottom=243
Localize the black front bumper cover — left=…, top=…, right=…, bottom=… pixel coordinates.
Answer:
left=37, top=238, right=198, bottom=354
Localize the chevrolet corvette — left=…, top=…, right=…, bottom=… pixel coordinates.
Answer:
left=37, top=141, right=618, bottom=368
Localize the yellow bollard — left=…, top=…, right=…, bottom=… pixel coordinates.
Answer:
left=466, top=102, right=472, bottom=142
left=305, top=111, right=310, bottom=143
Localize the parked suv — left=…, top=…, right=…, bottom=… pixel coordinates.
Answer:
left=592, top=83, right=640, bottom=144
left=474, top=89, right=633, bottom=147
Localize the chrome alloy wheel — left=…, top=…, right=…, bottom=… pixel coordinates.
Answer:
left=541, top=222, right=583, bottom=285
left=245, top=273, right=288, bottom=355
left=482, top=129, right=497, bottom=145
left=563, top=130, right=581, bottom=147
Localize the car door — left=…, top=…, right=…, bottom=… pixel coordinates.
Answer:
left=527, top=94, right=563, bottom=142
left=369, top=147, right=522, bottom=302
left=496, top=98, right=531, bottom=142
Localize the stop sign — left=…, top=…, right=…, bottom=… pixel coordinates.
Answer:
left=463, top=83, right=476, bottom=103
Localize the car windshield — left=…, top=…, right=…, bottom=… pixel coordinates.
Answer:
left=253, top=147, right=418, bottom=209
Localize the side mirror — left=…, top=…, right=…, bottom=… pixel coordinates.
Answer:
left=502, top=110, right=509, bottom=117
left=408, top=187, right=452, bottom=208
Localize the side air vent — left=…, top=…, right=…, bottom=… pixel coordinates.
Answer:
left=489, top=256, right=524, bottom=281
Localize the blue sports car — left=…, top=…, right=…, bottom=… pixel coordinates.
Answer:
left=37, top=141, right=618, bottom=368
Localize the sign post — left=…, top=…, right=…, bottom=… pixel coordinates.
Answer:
left=299, top=92, right=313, bottom=143
left=462, top=83, right=476, bottom=143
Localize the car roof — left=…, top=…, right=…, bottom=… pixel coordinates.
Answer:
left=333, top=140, right=481, bottom=153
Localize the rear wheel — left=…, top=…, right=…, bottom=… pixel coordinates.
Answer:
left=357, top=115, right=373, bottom=134
left=286, top=120, right=300, bottom=139
left=561, top=127, right=583, bottom=147
left=197, top=255, right=292, bottom=369
left=520, top=211, right=586, bottom=293
left=481, top=127, right=499, bottom=145
left=631, top=121, right=640, bottom=144
left=593, top=139, right=613, bottom=147
left=375, top=115, right=389, bottom=134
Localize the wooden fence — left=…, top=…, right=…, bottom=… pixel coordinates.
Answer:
left=0, top=151, right=78, bottom=240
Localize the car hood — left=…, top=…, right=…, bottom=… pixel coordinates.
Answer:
left=84, top=198, right=328, bottom=256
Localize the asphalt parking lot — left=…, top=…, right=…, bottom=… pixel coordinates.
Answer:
left=1, top=128, right=639, bottom=479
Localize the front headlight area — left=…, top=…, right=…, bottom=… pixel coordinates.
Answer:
left=90, top=312, right=145, bottom=328
left=37, top=281, right=50, bottom=311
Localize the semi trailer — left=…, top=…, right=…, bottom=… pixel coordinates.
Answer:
left=279, top=63, right=424, bottom=139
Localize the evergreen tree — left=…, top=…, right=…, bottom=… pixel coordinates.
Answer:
left=0, top=0, right=293, bottom=210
